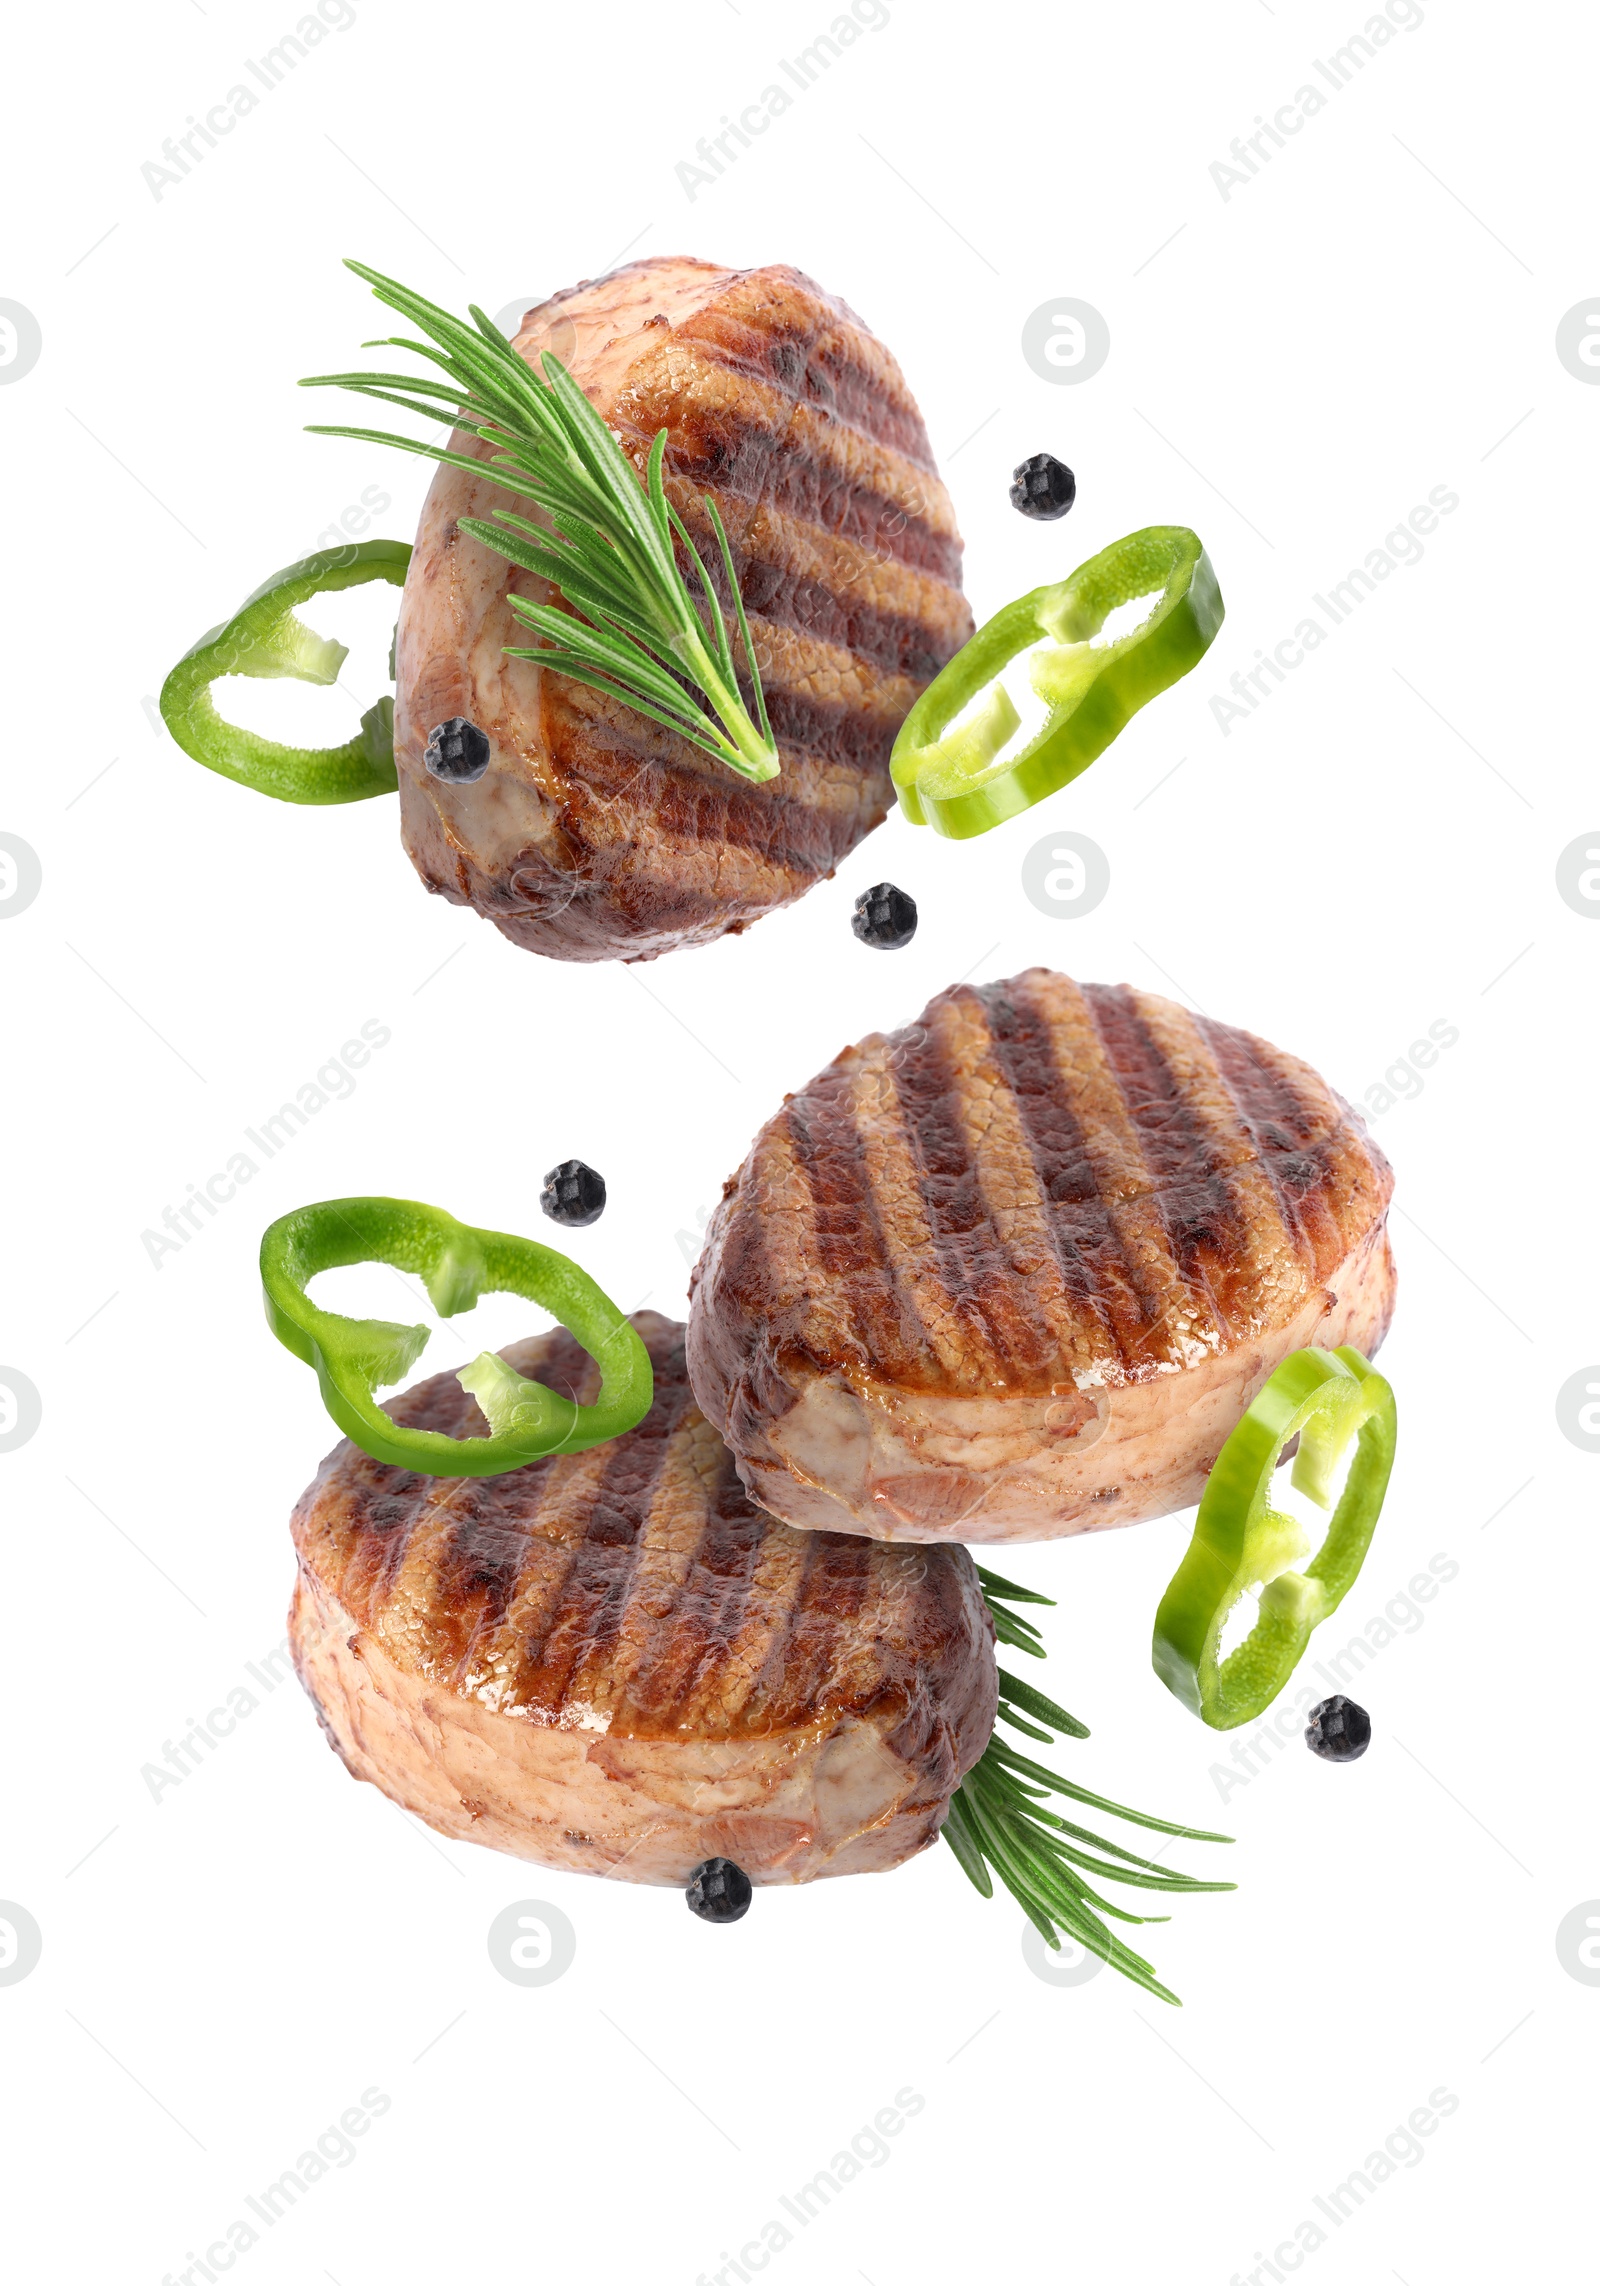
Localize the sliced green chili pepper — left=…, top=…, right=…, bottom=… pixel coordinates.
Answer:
left=160, top=540, right=411, bottom=803
left=892, top=525, right=1223, bottom=840
left=260, top=1197, right=652, bottom=1475
left=1151, top=1346, right=1397, bottom=1730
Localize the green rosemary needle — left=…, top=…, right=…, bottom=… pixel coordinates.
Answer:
left=948, top=1567, right=1235, bottom=2006
left=300, top=261, right=781, bottom=784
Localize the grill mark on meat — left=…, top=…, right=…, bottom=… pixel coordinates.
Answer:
left=1015, top=973, right=1224, bottom=1371
left=424, top=1336, right=593, bottom=1662
left=681, top=277, right=937, bottom=466
left=844, top=1047, right=974, bottom=1389
left=612, top=347, right=961, bottom=580
left=513, top=1366, right=695, bottom=1722
left=464, top=1446, right=622, bottom=1711
left=715, top=1558, right=812, bottom=1733
left=715, top=272, right=932, bottom=432
left=613, top=1436, right=798, bottom=1733
left=530, top=473, right=950, bottom=722
left=689, top=970, right=1396, bottom=1438
left=291, top=1315, right=992, bottom=1743
left=976, top=979, right=1143, bottom=1366
left=371, top=1492, right=439, bottom=1616
left=317, top=1473, right=428, bottom=1621
left=784, top=1071, right=917, bottom=1377
left=432, top=1506, right=538, bottom=1668
left=492, top=778, right=863, bottom=946
left=535, top=752, right=827, bottom=892
left=342, top=1359, right=499, bottom=1626
left=684, top=970, right=1397, bottom=1543
left=1200, top=1021, right=1357, bottom=1278
left=763, top=1531, right=876, bottom=1724
left=888, top=1007, right=1063, bottom=1383
left=749, top=574, right=949, bottom=685
left=394, top=258, right=973, bottom=962
left=690, top=432, right=960, bottom=583
left=671, top=1486, right=771, bottom=1701
left=669, top=485, right=964, bottom=680
left=585, top=1409, right=720, bottom=1722
left=569, top=1444, right=752, bottom=1727
left=748, top=628, right=920, bottom=739
left=532, top=677, right=894, bottom=870
left=931, top=985, right=1124, bottom=1380
left=395, top=1348, right=592, bottom=1688
left=372, top=1482, right=480, bottom=1680
left=1130, top=996, right=1325, bottom=1335
left=530, top=599, right=913, bottom=756
left=824, top=1541, right=921, bottom=1717
left=701, top=1457, right=821, bottom=1727
left=1081, top=984, right=1262, bottom=1331
left=289, top=1308, right=1000, bottom=1880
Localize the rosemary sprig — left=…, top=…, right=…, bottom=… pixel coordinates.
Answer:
left=947, top=1566, right=1235, bottom=2006
left=299, top=261, right=780, bottom=784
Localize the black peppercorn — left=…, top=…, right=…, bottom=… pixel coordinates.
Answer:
left=1305, top=1695, right=1372, bottom=1761
left=1010, top=453, right=1076, bottom=521
left=852, top=882, right=918, bottom=949
left=424, top=717, right=492, bottom=783
left=686, top=1858, right=753, bottom=1923
left=540, top=1160, right=606, bottom=1228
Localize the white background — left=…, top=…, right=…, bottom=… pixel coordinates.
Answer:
left=1, top=0, right=1593, bottom=2279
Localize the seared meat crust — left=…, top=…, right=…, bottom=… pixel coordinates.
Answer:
left=392, top=258, right=973, bottom=962
left=289, top=1315, right=996, bottom=1883
left=686, top=972, right=1396, bottom=1543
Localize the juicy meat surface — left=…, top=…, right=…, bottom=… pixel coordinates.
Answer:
left=288, top=1314, right=995, bottom=1884
left=686, top=971, right=1397, bottom=1544
left=392, top=257, right=973, bottom=963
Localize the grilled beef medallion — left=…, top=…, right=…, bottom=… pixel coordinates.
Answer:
left=393, top=257, right=974, bottom=963
left=289, top=1314, right=995, bottom=1884
left=687, top=971, right=1397, bottom=1545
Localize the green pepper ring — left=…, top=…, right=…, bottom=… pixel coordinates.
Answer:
left=160, top=539, right=411, bottom=805
left=891, top=525, right=1224, bottom=840
left=1151, top=1346, right=1398, bottom=1730
left=260, top=1197, right=653, bottom=1476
